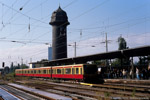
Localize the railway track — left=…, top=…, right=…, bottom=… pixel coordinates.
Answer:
left=0, top=85, right=44, bottom=100
left=13, top=80, right=150, bottom=100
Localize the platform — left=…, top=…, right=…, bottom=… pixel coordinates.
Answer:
left=8, top=83, right=72, bottom=100
left=0, top=87, right=21, bottom=100
left=104, top=79, right=150, bottom=85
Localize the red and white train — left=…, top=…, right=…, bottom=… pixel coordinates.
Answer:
left=15, top=64, right=99, bottom=82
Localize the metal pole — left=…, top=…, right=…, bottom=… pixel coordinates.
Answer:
left=106, top=32, right=108, bottom=52
left=105, top=33, right=108, bottom=66
left=131, top=57, right=134, bottom=79
left=74, top=42, right=76, bottom=57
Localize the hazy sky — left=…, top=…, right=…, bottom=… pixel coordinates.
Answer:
left=0, top=0, right=150, bottom=67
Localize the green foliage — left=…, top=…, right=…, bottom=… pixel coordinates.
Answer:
left=21, top=64, right=29, bottom=69
left=92, top=60, right=106, bottom=66
left=104, top=92, right=111, bottom=97
left=2, top=72, right=15, bottom=82
left=118, top=36, right=127, bottom=50
left=111, top=59, right=121, bottom=67
left=132, top=87, right=136, bottom=97
left=137, top=56, right=150, bottom=65
left=10, top=63, right=29, bottom=73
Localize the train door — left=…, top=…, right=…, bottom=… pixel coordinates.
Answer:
left=72, top=66, right=75, bottom=80
left=62, top=67, right=64, bottom=79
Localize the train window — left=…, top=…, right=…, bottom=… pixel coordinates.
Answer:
left=57, top=69, right=61, bottom=74
left=28, top=71, right=29, bottom=73
left=43, top=70, right=46, bottom=74
left=49, top=69, right=51, bottom=74
left=76, top=68, right=79, bottom=74
left=34, top=70, right=36, bottom=74
left=38, top=70, right=41, bottom=74
left=65, top=68, right=71, bottom=74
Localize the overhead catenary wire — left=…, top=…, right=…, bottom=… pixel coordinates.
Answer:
left=0, top=0, right=77, bottom=42
left=0, top=39, right=51, bottom=45
left=19, top=0, right=30, bottom=11
left=1, top=0, right=109, bottom=44
left=69, top=17, right=150, bottom=43
left=22, top=16, right=150, bottom=54
left=0, top=1, right=48, bottom=25
left=63, top=0, right=78, bottom=9
left=1, top=14, right=149, bottom=53
left=70, top=0, right=110, bottom=21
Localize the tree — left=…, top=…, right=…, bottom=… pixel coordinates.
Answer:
left=111, top=36, right=130, bottom=67
left=137, top=56, right=150, bottom=67
left=118, top=36, right=127, bottom=50
left=10, top=62, right=14, bottom=72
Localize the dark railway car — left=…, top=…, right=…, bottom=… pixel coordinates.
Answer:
left=15, top=64, right=99, bottom=82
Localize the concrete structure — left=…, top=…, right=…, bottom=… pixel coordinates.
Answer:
left=48, top=47, right=52, bottom=61
left=49, top=6, right=70, bottom=60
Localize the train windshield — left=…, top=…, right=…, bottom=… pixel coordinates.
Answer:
left=83, top=65, right=97, bottom=74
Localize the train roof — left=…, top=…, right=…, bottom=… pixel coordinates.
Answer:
left=15, top=64, right=96, bottom=71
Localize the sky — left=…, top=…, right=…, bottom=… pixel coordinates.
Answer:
left=0, top=0, right=150, bottom=67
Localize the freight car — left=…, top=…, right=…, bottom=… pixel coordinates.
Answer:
left=15, top=64, right=99, bottom=82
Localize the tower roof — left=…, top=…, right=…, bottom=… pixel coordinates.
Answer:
left=50, top=6, right=69, bottom=25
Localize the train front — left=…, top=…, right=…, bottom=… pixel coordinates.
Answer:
left=83, top=64, right=101, bottom=83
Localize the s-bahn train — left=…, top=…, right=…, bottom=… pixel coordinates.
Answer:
left=15, top=64, right=100, bottom=83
